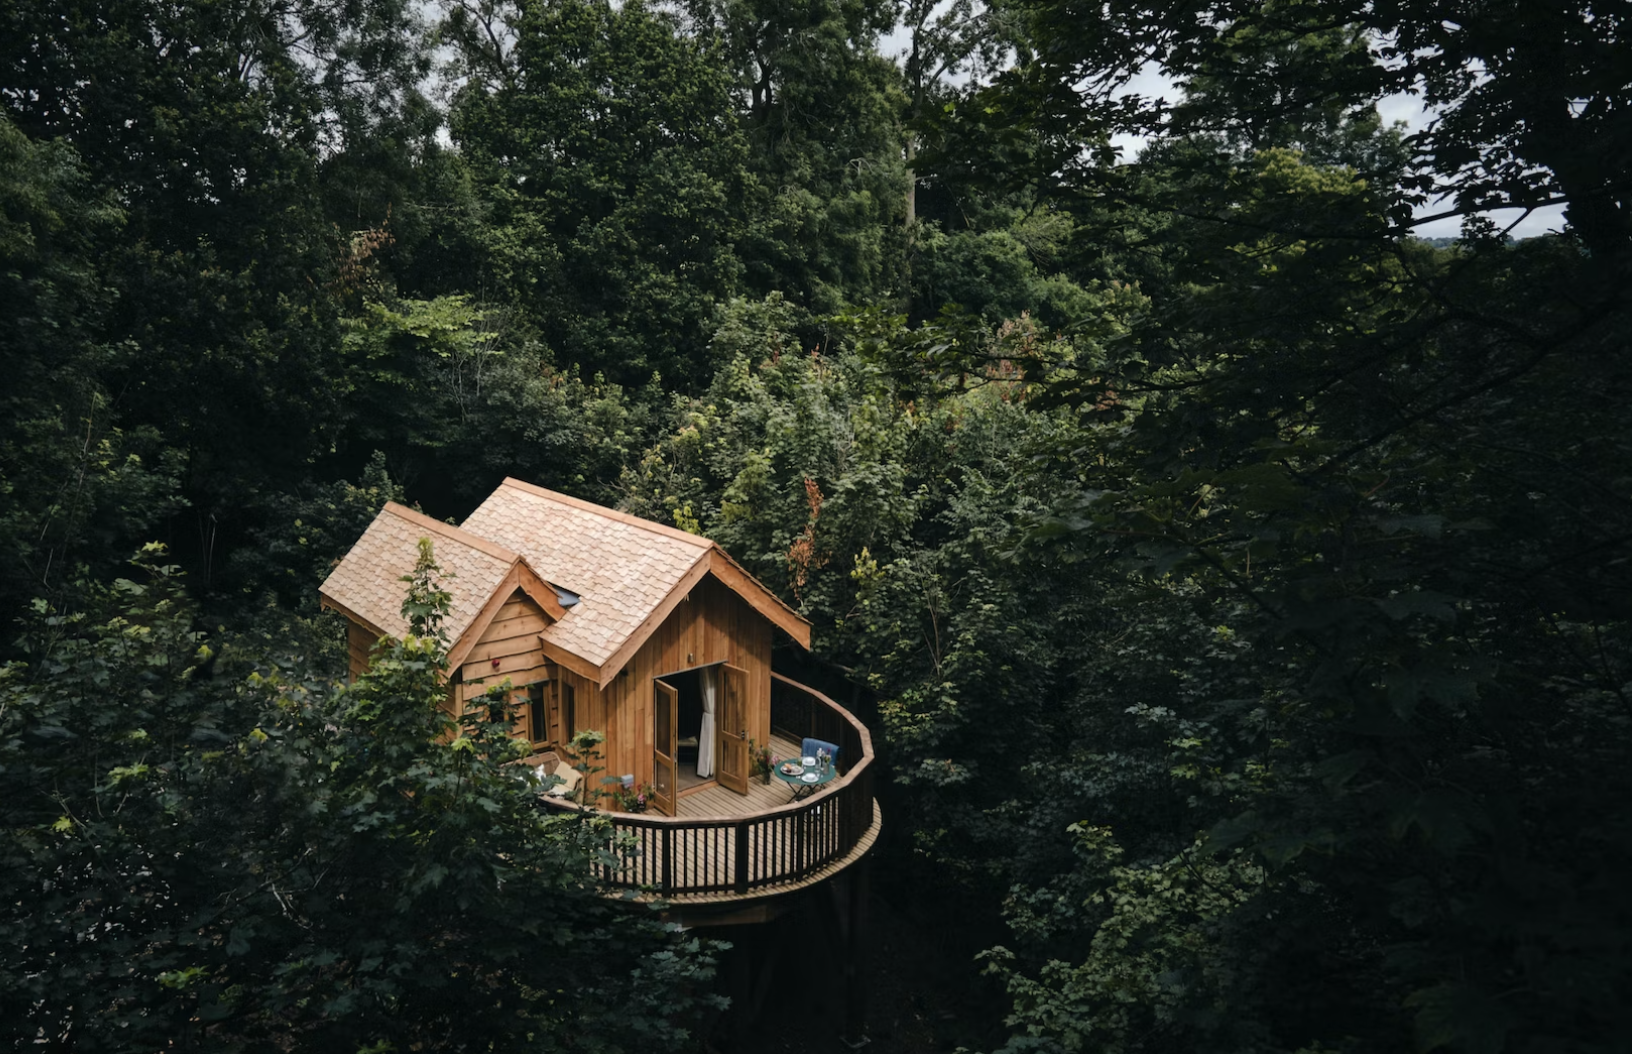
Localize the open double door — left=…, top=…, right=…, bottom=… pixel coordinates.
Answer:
left=651, top=663, right=748, bottom=816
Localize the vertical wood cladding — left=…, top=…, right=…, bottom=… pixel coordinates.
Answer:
left=595, top=575, right=773, bottom=796
left=341, top=574, right=778, bottom=804
left=346, top=621, right=375, bottom=681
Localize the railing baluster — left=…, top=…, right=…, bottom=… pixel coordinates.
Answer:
left=540, top=675, right=874, bottom=897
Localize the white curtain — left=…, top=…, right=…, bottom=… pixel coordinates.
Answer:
left=697, top=665, right=717, bottom=778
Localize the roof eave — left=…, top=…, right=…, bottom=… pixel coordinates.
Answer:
left=593, top=555, right=715, bottom=689
left=706, top=548, right=812, bottom=650
left=319, top=593, right=392, bottom=641
left=446, top=559, right=566, bottom=671
left=539, top=636, right=602, bottom=683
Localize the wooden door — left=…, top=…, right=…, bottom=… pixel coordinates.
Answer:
left=716, top=663, right=749, bottom=795
left=652, top=678, right=679, bottom=816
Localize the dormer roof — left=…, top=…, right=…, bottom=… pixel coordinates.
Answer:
left=464, top=479, right=810, bottom=685
left=321, top=479, right=811, bottom=688
left=318, top=502, right=564, bottom=670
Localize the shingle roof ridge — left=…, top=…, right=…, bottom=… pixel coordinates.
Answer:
left=496, top=478, right=714, bottom=549
left=382, top=501, right=521, bottom=564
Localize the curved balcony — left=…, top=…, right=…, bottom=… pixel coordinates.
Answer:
left=541, top=673, right=880, bottom=902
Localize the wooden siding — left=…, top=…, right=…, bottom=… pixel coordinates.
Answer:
left=339, top=574, right=779, bottom=807
left=554, top=664, right=597, bottom=743
left=451, top=590, right=552, bottom=742
left=346, top=620, right=376, bottom=681
left=594, top=574, right=774, bottom=804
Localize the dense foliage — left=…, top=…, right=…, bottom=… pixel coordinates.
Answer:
left=1, top=544, right=716, bottom=1050
left=2, top=0, right=1627, bottom=1051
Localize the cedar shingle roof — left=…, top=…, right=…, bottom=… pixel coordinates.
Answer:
left=318, top=502, right=521, bottom=645
left=323, top=478, right=810, bottom=683
left=461, top=478, right=713, bottom=668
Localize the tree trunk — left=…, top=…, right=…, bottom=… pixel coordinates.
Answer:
left=905, top=135, right=917, bottom=230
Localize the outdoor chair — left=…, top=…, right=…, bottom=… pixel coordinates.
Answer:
left=546, top=763, right=582, bottom=800
left=801, top=737, right=841, bottom=771
left=508, top=750, right=557, bottom=785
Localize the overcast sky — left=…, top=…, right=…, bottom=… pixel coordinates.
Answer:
left=1373, top=93, right=1567, bottom=239
left=880, top=39, right=1569, bottom=241
left=1105, top=64, right=1567, bottom=240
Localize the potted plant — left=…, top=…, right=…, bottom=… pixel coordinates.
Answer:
left=613, top=780, right=657, bottom=813
left=748, top=739, right=773, bottom=783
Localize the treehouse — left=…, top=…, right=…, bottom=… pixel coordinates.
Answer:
left=319, top=478, right=879, bottom=910
left=322, top=479, right=881, bottom=1039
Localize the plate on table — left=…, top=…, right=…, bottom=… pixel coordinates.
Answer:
left=801, top=772, right=820, bottom=783
left=780, top=762, right=804, bottom=776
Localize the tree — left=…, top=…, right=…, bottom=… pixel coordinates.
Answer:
left=449, top=0, right=757, bottom=385
left=0, top=118, right=186, bottom=625
left=0, top=545, right=718, bottom=1050
left=675, top=0, right=910, bottom=312
left=897, top=0, right=1023, bottom=228
left=898, top=3, right=1632, bottom=1050
left=0, top=0, right=439, bottom=589
left=949, top=0, right=1630, bottom=263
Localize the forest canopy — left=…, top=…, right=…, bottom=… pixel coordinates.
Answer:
left=2, top=0, right=1628, bottom=1051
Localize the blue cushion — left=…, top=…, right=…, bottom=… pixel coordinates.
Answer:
left=801, top=737, right=840, bottom=765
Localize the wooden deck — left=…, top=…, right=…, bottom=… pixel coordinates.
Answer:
left=674, top=733, right=804, bottom=818
left=541, top=674, right=878, bottom=901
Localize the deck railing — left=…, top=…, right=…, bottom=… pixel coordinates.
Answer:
left=542, top=673, right=875, bottom=897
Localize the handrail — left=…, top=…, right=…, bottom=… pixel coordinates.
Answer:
left=540, top=674, right=876, bottom=897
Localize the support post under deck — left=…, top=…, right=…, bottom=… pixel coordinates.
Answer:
left=842, top=855, right=872, bottom=1046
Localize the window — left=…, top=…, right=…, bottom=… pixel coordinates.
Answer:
left=528, top=682, right=547, bottom=743
left=562, top=682, right=577, bottom=740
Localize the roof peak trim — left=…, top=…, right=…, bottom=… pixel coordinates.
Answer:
left=446, top=564, right=563, bottom=670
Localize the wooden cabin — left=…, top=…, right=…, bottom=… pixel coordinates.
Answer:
left=318, top=477, right=812, bottom=816
left=322, top=478, right=882, bottom=1044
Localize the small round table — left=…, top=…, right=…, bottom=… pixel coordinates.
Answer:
left=773, top=758, right=837, bottom=800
